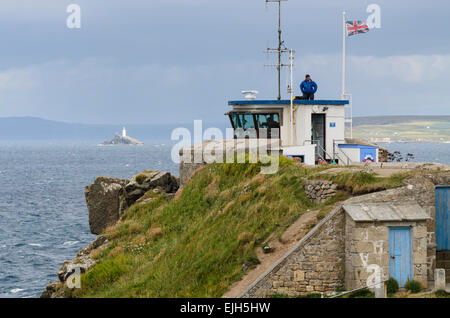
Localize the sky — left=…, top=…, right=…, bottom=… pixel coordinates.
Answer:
left=0, top=0, right=449, bottom=125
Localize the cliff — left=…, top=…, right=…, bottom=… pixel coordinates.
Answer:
left=41, top=160, right=449, bottom=298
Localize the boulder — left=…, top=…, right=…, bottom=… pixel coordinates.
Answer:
left=41, top=235, right=110, bottom=298
left=85, top=177, right=129, bottom=235
left=85, top=171, right=179, bottom=235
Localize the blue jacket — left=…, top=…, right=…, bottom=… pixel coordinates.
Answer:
left=300, top=80, right=318, bottom=94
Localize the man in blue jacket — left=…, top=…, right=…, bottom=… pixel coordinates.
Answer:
left=300, top=74, right=318, bottom=100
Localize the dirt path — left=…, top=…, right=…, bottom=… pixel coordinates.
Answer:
left=222, top=209, right=320, bottom=298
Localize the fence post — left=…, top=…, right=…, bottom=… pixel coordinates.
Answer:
left=375, top=281, right=386, bottom=298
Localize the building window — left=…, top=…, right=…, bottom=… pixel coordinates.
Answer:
left=228, top=112, right=280, bottom=139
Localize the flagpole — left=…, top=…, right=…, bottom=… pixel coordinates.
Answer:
left=341, top=11, right=346, bottom=100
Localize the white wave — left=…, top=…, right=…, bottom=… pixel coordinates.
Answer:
left=28, top=243, right=43, bottom=247
left=63, top=241, right=79, bottom=246
left=0, top=244, right=6, bottom=248
left=10, top=288, right=24, bottom=294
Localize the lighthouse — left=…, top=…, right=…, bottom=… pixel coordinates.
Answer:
left=122, top=127, right=127, bottom=137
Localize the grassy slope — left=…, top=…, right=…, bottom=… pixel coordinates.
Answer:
left=68, top=160, right=410, bottom=298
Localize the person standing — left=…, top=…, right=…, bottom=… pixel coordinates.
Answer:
left=300, top=74, right=318, bottom=100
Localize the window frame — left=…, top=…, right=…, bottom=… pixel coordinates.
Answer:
left=227, top=111, right=282, bottom=139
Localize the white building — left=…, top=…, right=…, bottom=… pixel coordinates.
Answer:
left=226, top=99, right=378, bottom=165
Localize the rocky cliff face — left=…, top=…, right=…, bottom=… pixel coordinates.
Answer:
left=41, top=170, right=179, bottom=298
left=86, top=171, right=179, bottom=235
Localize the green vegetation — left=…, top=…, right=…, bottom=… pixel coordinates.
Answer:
left=270, top=293, right=289, bottom=298
left=313, top=170, right=411, bottom=195
left=297, top=293, right=322, bottom=298
left=65, top=159, right=411, bottom=298
left=434, top=290, right=450, bottom=298
left=404, top=280, right=423, bottom=294
left=135, top=174, right=147, bottom=185
left=386, top=278, right=399, bottom=295
left=344, top=288, right=374, bottom=298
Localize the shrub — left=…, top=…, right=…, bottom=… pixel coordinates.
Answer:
left=386, top=277, right=399, bottom=295
left=298, top=293, right=322, bottom=298
left=404, top=280, right=422, bottom=293
left=270, top=293, right=288, bottom=298
left=346, top=288, right=374, bottom=298
left=135, top=174, right=147, bottom=185
left=434, top=290, right=450, bottom=298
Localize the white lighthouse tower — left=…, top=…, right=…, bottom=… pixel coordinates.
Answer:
left=122, top=127, right=127, bottom=137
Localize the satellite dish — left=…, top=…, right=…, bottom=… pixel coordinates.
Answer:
left=241, top=90, right=259, bottom=100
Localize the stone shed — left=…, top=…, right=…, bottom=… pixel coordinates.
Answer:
left=343, top=202, right=429, bottom=290
left=241, top=172, right=449, bottom=298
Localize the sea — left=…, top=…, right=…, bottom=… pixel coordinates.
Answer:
left=0, top=141, right=449, bottom=298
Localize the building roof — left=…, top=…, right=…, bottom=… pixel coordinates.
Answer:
left=343, top=202, right=429, bottom=222
left=228, top=99, right=349, bottom=106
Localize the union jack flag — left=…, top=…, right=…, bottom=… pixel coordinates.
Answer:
left=346, top=20, right=370, bottom=37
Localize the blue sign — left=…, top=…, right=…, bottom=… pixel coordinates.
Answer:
left=330, top=122, right=336, bottom=128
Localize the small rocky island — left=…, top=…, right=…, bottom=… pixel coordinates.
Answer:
left=100, top=127, right=143, bottom=146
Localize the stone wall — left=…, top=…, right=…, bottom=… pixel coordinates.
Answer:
left=242, top=207, right=346, bottom=297
left=345, top=218, right=428, bottom=290
left=304, top=180, right=337, bottom=203
left=179, top=139, right=281, bottom=186
left=436, top=251, right=450, bottom=281
left=179, top=161, right=206, bottom=186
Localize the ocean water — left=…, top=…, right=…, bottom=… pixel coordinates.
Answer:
left=0, top=141, right=178, bottom=298
left=378, top=142, right=450, bottom=164
left=0, top=141, right=448, bottom=298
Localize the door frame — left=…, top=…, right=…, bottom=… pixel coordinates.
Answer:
left=311, top=113, right=326, bottom=161
left=389, top=226, right=413, bottom=286
left=436, top=185, right=450, bottom=251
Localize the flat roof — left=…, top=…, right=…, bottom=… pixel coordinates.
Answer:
left=338, top=144, right=378, bottom=149
left=228, top=99, right=349, bottom=106
left=343, top=202, right=429, bottom=222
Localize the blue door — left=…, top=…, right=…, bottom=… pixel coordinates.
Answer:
left=389, top=227, right=413, bottom=286
left=436, top=186, right=450, bottom=251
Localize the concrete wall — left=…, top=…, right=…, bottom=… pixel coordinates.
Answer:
left=241, top=207, right=346, bottom=297
left=345, top=218, right=428, bottom=290
left=283, top=145, right=316, bottom=165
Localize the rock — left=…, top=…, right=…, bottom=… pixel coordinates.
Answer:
left=85, top=177, right=129, bottom=235
left=42, top=234, right=110, bottom=298
left=41, top=282, right=59, bottom=298
left=85, top=171, right=179, bottom=235
left=101, top=133, right=143, bottom=146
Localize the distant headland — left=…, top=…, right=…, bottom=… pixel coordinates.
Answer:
left=99, top=127, right=143, bottom=146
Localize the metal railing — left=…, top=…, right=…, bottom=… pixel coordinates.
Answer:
left=332, top=139, right=352, bottom=166
left=303, top=139, right=352, bottom=166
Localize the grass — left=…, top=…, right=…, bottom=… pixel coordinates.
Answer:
left=314, top=170, right=411, bottom=195
left=65, top=159, right=409, bottom=298
left=343, top=288, right=374, bottom=298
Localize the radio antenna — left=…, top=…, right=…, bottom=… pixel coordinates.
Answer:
left=265, top=0, right=289, bottom=100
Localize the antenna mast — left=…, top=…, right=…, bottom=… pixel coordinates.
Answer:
left=265, top=0, right=288, bottom=100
